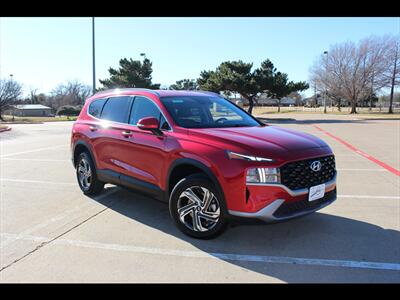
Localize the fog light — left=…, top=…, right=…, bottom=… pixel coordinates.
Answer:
left=246, top=168, right=280, bottom=183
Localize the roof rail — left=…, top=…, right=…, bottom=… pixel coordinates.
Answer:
left=93, top=88, right=160, bottom=97
left=197, top=90, right=222, bottom=97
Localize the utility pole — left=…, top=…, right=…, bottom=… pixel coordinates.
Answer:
left=92, top=17, right=96, bottom=94
left=323, top=51, right=328, bottom=114
left=10, top=74, right=14, bottom=121
left=314, top=83, right=317, bottom=109
left=389, top=43, right=398, bottom=114
left=369, top=74, right=374, bottom=111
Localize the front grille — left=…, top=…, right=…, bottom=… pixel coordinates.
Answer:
left=280, top=155, right=336, bottom=190
left=273, top=188, right=336, bottom=218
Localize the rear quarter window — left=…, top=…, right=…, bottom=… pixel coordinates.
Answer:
left=88, top=98, right=107, bottom=118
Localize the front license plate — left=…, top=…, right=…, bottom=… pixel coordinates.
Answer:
left=308, top=184, right=325, bottom=202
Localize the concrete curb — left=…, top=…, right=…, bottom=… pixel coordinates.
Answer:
left=0, top=126, right=12, bottom=132
left=0, top=122, right=43, bottom=124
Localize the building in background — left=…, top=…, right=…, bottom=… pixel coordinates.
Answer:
left=7, top=104, right=53, bottom=117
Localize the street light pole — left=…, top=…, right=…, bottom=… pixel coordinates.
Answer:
left=323, top=51, right=328, bottom=114
left=10, top=74, right=15, bottom=121
left=92, top=17, right=96, bottom=94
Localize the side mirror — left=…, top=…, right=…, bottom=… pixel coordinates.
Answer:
left=137, top=117, right=162, bottom=136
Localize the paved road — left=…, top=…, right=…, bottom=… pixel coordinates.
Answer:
left=0, top=117, right=399, bottom=283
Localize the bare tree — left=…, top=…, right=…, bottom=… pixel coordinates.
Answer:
left=29, top=88, right=39, bottom=104
left=381, top=36, right=400, bottom=113
left=310, top=35, right=396, bottom=114
left=49, top=80, right=92, bottom=110
left=0, top=78, right=23, bottom=121
left=287, top=91, right=304, bottom=106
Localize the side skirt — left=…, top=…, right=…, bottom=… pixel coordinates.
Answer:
left=97, top=169, right=166, bottom=202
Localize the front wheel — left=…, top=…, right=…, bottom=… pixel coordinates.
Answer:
left=169, top=174, right=228, bottom=239
left=76, top=152, right=104, bottom=196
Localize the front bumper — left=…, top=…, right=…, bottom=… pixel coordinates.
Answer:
left=228, top=177, right=337, bottom=222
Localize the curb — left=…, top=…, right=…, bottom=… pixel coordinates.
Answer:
left=0, top=126, right=12, bottom=133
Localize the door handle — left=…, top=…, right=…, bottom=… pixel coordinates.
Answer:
left=121, top=130, right=133, bottom=138
left=89, top=125, right=98, bottom=131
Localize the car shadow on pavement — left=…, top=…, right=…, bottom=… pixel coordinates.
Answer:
left=90, top=186, right=400, bottom=283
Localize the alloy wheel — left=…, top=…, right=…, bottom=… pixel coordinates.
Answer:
left=78, top=158, right=92, bottom=190
left=177, top=186, right=220, bottom=232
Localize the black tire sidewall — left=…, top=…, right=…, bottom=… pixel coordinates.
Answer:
left=76, top=152, right=104, bottom=195
left=169, top=174, right=228, bottom=239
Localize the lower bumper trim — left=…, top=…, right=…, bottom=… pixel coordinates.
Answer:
left=228, top=189, right=337, bottom=222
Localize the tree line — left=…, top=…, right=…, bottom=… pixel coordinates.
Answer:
left=98, top=57, right=308, bottom=114
left=1, top=33, right=398, bottom=120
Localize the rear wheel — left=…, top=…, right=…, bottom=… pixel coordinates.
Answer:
left=169, top=174, right=228, bottom=239
left=76, top=152, right=104, bottom=195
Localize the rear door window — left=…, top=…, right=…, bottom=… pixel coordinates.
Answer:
left=100, top=96, right=132, bottom=123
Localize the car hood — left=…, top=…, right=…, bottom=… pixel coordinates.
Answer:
left=188, top=125, right=331, bottom=160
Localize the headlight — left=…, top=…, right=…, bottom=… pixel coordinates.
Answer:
left=246, top=168, right=280, bottom=183
left=226, top=150, right=275, bottom=162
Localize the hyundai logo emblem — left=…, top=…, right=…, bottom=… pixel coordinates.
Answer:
left=310, top=161, right=322, bottom=172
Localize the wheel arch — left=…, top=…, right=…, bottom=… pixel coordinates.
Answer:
left=166, top=158, right=225, bottom=203
left=72, top=140, right=97, bottom=169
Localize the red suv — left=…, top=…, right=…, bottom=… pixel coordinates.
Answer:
left=71, top=89, right=337, bottom=239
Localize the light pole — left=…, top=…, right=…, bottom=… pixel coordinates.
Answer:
left=10, top=74, right=14, bottom=121
left=323, top=51, right=328, bottom=114
left=140, top=53, right=146, bottom=60
left=92, top=17, right=96, bottom=93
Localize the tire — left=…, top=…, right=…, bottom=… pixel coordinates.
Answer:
left=169, top=174, right=228, bottom=239
left=76, top=151, right=104, bottom=196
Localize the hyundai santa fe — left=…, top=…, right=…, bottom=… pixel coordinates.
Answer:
left=71, top=89, right=337, bottom=239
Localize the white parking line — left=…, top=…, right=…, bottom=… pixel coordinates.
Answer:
left=0, top=178, right=75, bottom=185
left=338, top=195, right=400, bottom=199
left=0, top=145, right=66, bottom=158
left=1, top=232, right=399, bottom=271
left=337, top=168, right=388, bottom=172
left=0, top=188, right=120, bottom=249
left=1, top=158, right=70, bottom=162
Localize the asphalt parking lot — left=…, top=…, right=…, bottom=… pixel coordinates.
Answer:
left=0, top=115, right=399, bottom=283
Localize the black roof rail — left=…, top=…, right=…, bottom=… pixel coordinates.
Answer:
left=197, top=90, right=222, bottom=97
left=93, top=88, right=160, bottom=97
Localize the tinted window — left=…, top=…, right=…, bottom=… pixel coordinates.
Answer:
left=100, top=96, right=132, bottom=123
left=130, top=96, right=161, bottom=125
left=160, top=96, right=261, bottom=128
left=88, top=98, right=107, bottom=118
left=159, top=114, right=170, bottom=130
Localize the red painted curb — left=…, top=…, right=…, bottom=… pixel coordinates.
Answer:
left=313, top=125, right=400, bottom=177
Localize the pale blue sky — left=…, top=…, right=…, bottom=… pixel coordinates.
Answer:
left=1, top=17, right=399, bottom=97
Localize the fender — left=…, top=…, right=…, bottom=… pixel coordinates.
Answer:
left=72, top=140, right=98, bottom=169
left=166, top=158, right=225, bottom=203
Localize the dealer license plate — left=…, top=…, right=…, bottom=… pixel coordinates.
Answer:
left=308, top=184, right=325, bottom=202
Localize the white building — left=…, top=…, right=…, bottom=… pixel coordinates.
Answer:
left=8, top=104, right=53, bottom=117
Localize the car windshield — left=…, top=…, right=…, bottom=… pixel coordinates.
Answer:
left=160, top=96, right=262, bottom=129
